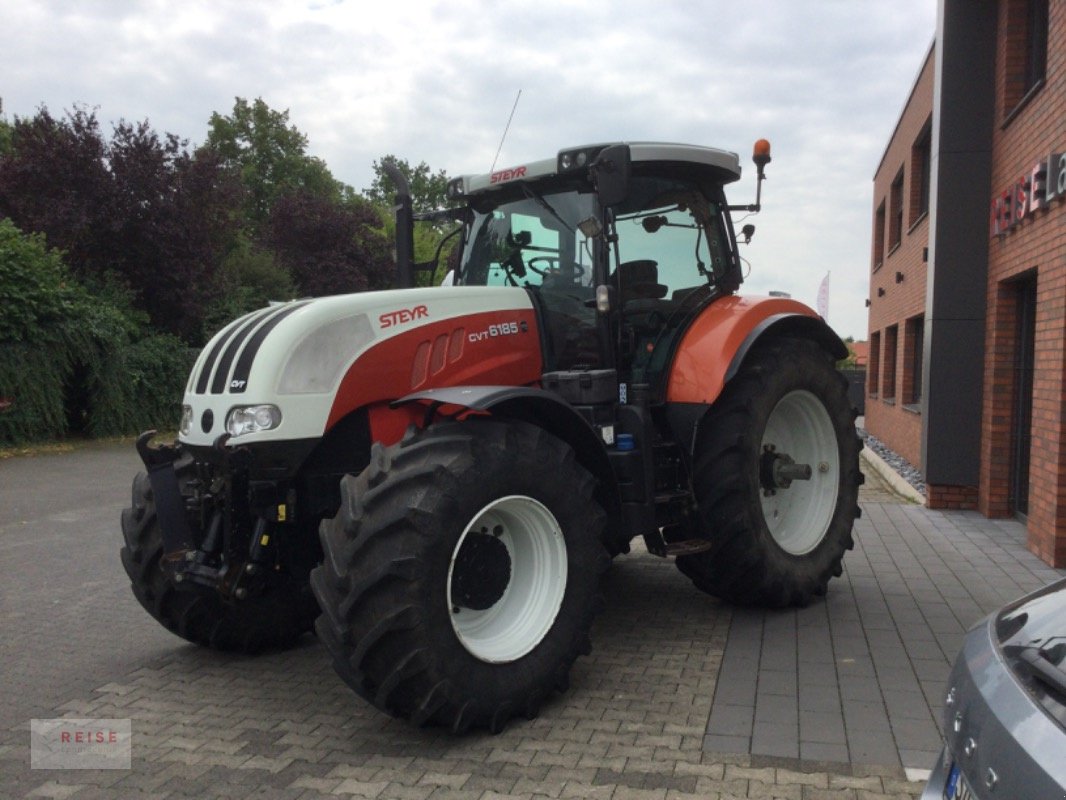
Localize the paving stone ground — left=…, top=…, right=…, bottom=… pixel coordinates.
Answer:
left=704, top=463, right=1064, bottom=772
left=3, top=441, right=1058, bottom=799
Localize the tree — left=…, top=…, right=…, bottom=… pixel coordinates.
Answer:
left=0, top=106, right=112, bottom=274
left=837, top=337, right=859, bottom=369
left=363, top=156, right=450, bottom=213
left=205, top=97, right=340, bottom=228
left=0, top=100, right=12, bottom=157
left=270, top=190, right=392, bottom=298
left=0, top=106, right=244, bottom=341
left=107, top=122, right=245, bottom=340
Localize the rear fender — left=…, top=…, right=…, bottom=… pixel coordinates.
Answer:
left=667, top=295, right=845, bottom=406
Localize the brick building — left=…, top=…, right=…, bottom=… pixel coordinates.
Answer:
left=868, top=46, right=934, bottom=470
left=867, top=0, right=1065, bottom=567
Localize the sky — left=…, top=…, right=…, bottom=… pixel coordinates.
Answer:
left=0, top=1, right=937, bottom=340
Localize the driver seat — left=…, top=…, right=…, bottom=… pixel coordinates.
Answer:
left=616, top=260, right=668, bottom=305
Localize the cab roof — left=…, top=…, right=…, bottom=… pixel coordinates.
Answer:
left=454, top=142, right=742, bottom=197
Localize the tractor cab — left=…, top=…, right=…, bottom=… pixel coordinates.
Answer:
left=432, top=143, right=757, bottom=395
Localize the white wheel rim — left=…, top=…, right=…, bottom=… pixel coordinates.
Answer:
left=447, top=495, right=568, bottom=663
left=759, top=390, right=840, bottom=555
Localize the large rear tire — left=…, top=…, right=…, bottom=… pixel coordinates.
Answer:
left=676, top=338, right=862, bottom=607
left=120, top=459, right=318, bottom=653
left=311, top=420, right=607, bottom=732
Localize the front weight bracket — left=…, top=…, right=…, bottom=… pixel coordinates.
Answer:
left=136, top=430, right=196, bottom=557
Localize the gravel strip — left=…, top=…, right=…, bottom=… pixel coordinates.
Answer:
left=858, top=427, right=927, bottom=496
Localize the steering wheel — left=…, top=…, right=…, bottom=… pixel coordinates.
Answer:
left=528, top=257, right=586, bottom=280
left=526, top=257, right=559, bottom=276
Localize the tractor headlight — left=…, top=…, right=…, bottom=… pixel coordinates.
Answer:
left=179, top=405, right=193, bottom=436
left=226, top=404, right=282, bottom=438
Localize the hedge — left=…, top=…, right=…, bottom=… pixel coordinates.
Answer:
left=0, top=218, right=193, bottom=444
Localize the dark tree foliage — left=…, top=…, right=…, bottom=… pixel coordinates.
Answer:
left=363, top=155, right=450, bottom=213
left=0, top=107, right=244, bottom=341
left=0, top=107, right=112, bottom=273
left=270, top=190, right=392, bottom=298
left=107, top=123, right=244, bottom=339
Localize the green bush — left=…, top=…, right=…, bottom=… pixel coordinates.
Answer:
left=0, top=219, right=75, bottom=441
left=0, top=218, right=192, bottom=444
left=0, top=341, right=68, bottom=442
left=200, top=236, right=295, bottom=342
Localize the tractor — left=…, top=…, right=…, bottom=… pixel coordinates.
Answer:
left=121, top=140, right=861, bottom=733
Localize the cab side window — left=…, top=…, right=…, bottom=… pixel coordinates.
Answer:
left=614, top=190, right=726, bottom=298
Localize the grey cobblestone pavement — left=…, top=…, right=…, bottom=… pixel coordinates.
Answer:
left=705, top=465, right=1064, bottom=772
left=2, top=442, right=1059, bottom=799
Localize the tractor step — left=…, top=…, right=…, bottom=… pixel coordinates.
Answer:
left=642, top=532, right=713, bottom=557
left=662, top=539, right=713, bottom=556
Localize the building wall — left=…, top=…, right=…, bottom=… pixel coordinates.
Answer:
left=982, top=0, right=1066, bottom=564
left=867, top=0, right=1066, bottom=567
left=866, top=47, right=934, bottom=469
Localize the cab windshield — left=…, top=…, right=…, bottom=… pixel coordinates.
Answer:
left=458, top=190, right=597, bottom=292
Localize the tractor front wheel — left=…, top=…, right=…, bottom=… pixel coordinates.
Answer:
left=676, top=338, right=862, bottom=607
left=120, top=461, right=318, bottom=652
left=311, top=420, right=607, bottom=732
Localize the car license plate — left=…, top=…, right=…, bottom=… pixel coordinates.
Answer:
left=944, top=764, right=977, bottom=800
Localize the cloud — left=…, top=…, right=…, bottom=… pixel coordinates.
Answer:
left=0, top=0, right=936, bottom=338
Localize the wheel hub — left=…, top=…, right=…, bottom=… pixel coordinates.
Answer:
left=450, top=530, right=512, bottom=610
left=759, top=445, right=813, bottom=494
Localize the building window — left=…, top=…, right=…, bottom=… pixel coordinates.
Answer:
left=889, top=169, right=904, bottom=251
left=873, top=201, right=886, bottom=270
left=910, top=122, right=931, bottom=225
left=1005, top=0, right=1049, bottom=114
left=868, top=331, right=881, bottom=397
left=883, top=325, right=898, bottom=401
left=1025, top=0, right=1049, bottom=93
left=904, top=315, right=924, bottom=407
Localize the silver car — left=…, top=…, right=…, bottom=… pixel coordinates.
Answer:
left=922, top=577, right=1066, bottom=799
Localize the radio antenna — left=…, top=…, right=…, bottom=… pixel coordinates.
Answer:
left=490, top=89, right=522, bottom=173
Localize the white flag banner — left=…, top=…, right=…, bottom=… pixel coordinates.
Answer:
left=816, top=271, right=830, bottom=319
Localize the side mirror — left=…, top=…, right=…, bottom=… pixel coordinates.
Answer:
left=590, top=144, right=631, bottom=208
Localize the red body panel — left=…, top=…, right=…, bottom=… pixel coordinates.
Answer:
left=667, top=295, right=821, bottom=405
left=326, top=309, right=542, bottom=432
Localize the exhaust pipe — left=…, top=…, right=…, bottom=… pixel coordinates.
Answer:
left=382, top=160, right=415, bottom=289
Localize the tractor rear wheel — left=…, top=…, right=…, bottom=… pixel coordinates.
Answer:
left=120, top=460, right=318, bottom=653
left=311, top=420, right=607, bottom=732
left=676, top=338, right=862, bottom=607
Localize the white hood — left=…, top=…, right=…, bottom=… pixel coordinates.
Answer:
left=180, top=286, right=534, bottom=446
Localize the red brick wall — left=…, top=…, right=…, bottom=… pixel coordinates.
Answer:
left=984, top=0, right=1066, bottom=565
left=866, top=47, right=934, bottom=470
left=927, top=484, right=979, bottom=510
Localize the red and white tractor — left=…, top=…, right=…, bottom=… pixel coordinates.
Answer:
left=122, top=140, right=861, bottom=732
